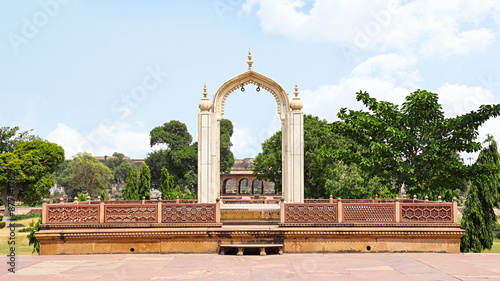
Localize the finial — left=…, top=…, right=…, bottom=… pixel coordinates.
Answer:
left=247, top=48, right=253, bottom=70
left=290, top=82, right=303, bottom=110
left=199, top=82, right=212, bottom=111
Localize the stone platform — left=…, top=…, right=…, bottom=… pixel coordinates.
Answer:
left=36, top=224, right=463, bottom=255
left=36, top=198, right=464, bottom=255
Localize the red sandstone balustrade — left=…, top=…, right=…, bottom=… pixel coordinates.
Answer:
left=42, top=200, right=219, bottom=224
left=281, top=197, right=458, bottom=224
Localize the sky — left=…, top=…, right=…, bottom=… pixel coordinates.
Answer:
left=1, top=0, right=500, bottom=163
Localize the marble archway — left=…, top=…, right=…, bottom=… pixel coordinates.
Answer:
left=197, top=50, right=304, bottom=203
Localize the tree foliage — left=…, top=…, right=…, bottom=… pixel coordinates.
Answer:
left=461, top=136, right=500, bottom=252
left=252, top=131, right=282, bottom=193
left=137, top=162, right=151, bottom=200
left=0, top=128, right=64, bottom=218
left=27, top=217, right=41, bottom=254
left=61, top=153, right=113, bottom=198
left=252, top=115, right=390, bottom=198
left=336, top=90, right=500, bottom=200
left=220, top=119, right=235, bottom=175
left=160, top=167, right=175, bottom=200
left=104, top=152, right=137, bottom=184
left=122, top=168, right=139, bottom=200
left=146, top=119, right=234, bottom=191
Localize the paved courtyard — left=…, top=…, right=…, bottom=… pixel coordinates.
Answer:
left=2, top=253, right=500, bottom=280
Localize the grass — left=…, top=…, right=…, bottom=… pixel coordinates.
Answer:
left=483, top=239, right=500, bottom=253
left=0, top=218, right=39, bottom=255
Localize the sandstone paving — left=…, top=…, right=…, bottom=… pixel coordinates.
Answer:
left=2, top=253, right=500, bottom=280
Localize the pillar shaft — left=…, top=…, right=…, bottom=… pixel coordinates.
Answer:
left=284, top=110, right=304, bottom=203
left=198, top=111, right=216, bottom=203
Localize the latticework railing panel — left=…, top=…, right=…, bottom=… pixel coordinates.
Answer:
left=162, top=204, right=216, bottom=223
left=105, top=204, right=158, bottom=223
left=343, top=204, right=395, bottom=222
left=46, top=205, right=99, bottom=223
left=401, top=204, right=453, bottom=222
left=285, top=204, right=337, bottom=223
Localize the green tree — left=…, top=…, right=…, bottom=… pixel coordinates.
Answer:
left=252, top=131, right=282, bottom=193
left=336, top=90, right=500, bottom=200
left=99, top=189, right=110, bottom=201
left=145, top=149, right=169, bottom=190
left=64, top=153, right=113, bottom=198
left=122, top=168, right=139, bottom=200
left=0, top=126, right=40, bottom=154
left=220, top=119, right=235, bottom=175
left=104, top=152, right=137, bottom=185
left=138, top=162, right=151, bottom=199
left=148, top=120, right=197, bottom=189
left=252, top=115, right=389, bottom=198
left=27, top=217, right=41, bottom=254
left=1, top=138, right=64, bottom=219
left=147, top=119, right=234, bottom=191
left=77, top=192, right=88, bottom=202
left=160, top=167, right=175, bottom=200
left=461, top=136, right=500, bottom=252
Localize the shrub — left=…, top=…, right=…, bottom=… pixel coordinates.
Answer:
left=27, top=218, right=41, bottom=254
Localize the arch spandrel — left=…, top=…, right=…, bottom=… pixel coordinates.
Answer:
left=212, top=70, right=291, bottom=121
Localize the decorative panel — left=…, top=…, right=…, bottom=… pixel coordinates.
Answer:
left=46, top=205, right=99, bottom=223
left=401, top=204, right=453, bottom=222
left=162, top=204, right=216, bottom=223
left=105, top=204, right=157, bottom=223
left=343, top=204, right=395, bottom=222
left=285, top=204, right=337, bottom=223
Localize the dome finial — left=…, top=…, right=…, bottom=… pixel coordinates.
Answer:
left=247, top=48, right=253, bottom=70
left=290, top=82, right=303, bottom=110
left=199, top=82, right=212, bottom=111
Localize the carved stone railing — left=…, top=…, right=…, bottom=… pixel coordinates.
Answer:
left=281, top=197, right=458, bottom=224
left=42, top=200, right=219, bottom=225
left=343, top=203, right=395, bottom=222
left=46, top=205, right=99, bottom=224
left=284, top=204, right=337, bottom=223
left=105, top=204, right=158, bottom=223
left=162, top=204, right=216, bottom=223
left=401, top=204, right=453, bottom=222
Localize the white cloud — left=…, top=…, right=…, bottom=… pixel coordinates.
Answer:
left=244, top=0, right=499, bottom=56
left=435, top=83, right=495, bottom=117
left=231, top=127, right=260, bottom=159
left=230, top=114, right=282, bottom=159
left=46, top=121, right=160, bottom=159
left=351, top=53, right=419, bottom=83
left=301, top=53, right=500, bottom=164
left=302, top=76, right=412, bottom=121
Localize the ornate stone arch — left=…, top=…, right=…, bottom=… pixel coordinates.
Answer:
left=212, top=70, right=290, bottom=121
left=197, top=50, right=304, bottom=203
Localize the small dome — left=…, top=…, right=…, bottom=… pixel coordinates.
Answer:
left=199, top=83, right=212, bottom=111
left=290, top=82, right=303, bottom=110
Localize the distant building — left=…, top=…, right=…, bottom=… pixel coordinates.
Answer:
left=95, top=155, right=144, bottom=168
left=220, top=158, right=278, bottom=197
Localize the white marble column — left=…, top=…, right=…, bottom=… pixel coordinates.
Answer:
left=284, top=83, right=304, bottom=203
left=197, top=84, right=217, bottom=203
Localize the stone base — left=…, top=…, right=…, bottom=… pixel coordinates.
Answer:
left=37, top=225, right=463, bottom=255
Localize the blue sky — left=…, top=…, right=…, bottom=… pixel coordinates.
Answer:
left=1, top=0, right=500, bottom=163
